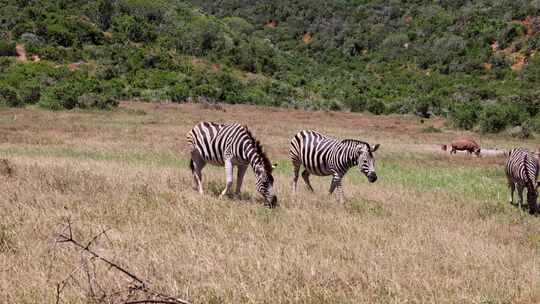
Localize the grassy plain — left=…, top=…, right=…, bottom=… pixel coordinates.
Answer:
left=0, top=102, right=539, bottom=303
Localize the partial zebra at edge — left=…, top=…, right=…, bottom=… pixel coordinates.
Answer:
left=505, top=147, right=539, bottom=215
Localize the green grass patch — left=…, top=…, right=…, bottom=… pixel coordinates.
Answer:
left=375, top=162, right=507, bottom=202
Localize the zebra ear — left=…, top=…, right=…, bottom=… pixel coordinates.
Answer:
left=371, top=144, right=380, bottom=152
left=272, top=163, right=278, bottom=169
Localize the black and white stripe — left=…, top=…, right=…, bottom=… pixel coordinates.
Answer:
left=289, top=130, right=380, bottom=202
left=187, top=122, right=277, bottom=207
left=506, top=147, right=539, bottom=214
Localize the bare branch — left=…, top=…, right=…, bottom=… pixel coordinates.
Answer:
left=53, top=219, right=191, bottom=304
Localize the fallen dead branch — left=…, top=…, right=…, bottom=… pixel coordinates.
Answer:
left=54, top=219, right=191, bottom=304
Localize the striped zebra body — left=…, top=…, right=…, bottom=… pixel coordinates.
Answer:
left=289, top=130, right=379, bottom=203
left=187, top=122, right=277, bottom=207
left=505, top=147, right=539, bottom=214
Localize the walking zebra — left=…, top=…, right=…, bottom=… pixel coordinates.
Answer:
left=289, top=130, right=380, bottom=203
left=505, top=147, right=539, bottom=214
left=187, top=122, right=277, bottom=207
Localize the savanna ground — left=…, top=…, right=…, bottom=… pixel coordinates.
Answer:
left=1, top=102, right=539, bottom=304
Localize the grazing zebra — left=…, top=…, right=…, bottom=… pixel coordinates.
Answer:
left=505, top=147, right=539, bottom=214
left=289, top=130, right=380, bottom=203
left=187, top=122, right=277, bottom=207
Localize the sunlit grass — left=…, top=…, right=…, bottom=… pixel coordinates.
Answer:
left=1, top=103, right=539, bottom=303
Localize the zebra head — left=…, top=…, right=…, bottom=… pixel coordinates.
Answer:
left=358, top=143, right=380, bottom=183
left=254, top=163, right=277, bottom=207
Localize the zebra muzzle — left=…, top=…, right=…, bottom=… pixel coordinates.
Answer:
left=367, top=172, right=378, bottom=183
left=266, top=195, right=278, bottom=208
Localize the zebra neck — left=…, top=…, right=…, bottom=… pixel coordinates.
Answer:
left=334, top=145, right=360, bottom=170
left=243, top=144, right=262, bottom=169
left=248, top=153, right=264, bottom=170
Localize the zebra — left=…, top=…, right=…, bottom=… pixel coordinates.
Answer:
left=289, top=130, right=380, bottom=203
left=505, top=147, right=539, bottom=214
left=187, top=122, right=277, bottom=207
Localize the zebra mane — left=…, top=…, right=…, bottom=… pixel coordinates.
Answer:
left=244, top=127, right=273, bottom=174
left=340, top=139, right=371, bottom=151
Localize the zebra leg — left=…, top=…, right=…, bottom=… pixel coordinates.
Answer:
left=219, top=158, right=234, bottom=199
left=330, top=174, right=344, bottom=203
left=234, top=164, right=248, bottom=198
left=190, top=151, right=206, bottom=195
left=301, top=170, right=315, bottom=192
left=329, top=176, right=338, bottom=194
left=292, top=162, right=300, bottom=194
left=508, top=181, right=515, bottom=205
left=527, top=187, right=538, bottom=215
left=517, top=184, right=525, bottom=212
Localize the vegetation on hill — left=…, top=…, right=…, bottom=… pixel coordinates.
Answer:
left=1, top=0, right=540, bottom=134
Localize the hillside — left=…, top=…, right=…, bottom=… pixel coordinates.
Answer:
left=0, top=0, right=540, bottom=134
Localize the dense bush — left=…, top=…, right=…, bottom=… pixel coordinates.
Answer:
left=478, top=104, right=528, bottom=134
left=366, top=99, right=386, bottom=115
left=17, top=81, right=41, bottom=104
left=77, top=93, right=118, bottom=109
left=450, top=102, right=481, bottom=130
left=0, top=84, right=22, bottom=107
left=168, top=84, right=190, bottom=102
left=529, top=115, right=540, bottom=133
left=39, top=73, right=114, bottom=110
left=0, top=40, right=16, bottom=56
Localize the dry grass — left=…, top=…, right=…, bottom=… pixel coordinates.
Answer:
left=1, top=102, right=539, bottom=303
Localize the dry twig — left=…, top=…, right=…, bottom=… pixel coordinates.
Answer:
left=54, top=219, right=191, bottom=304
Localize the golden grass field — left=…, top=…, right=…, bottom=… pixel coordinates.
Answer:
left=1, top=102, right=540, bottom=303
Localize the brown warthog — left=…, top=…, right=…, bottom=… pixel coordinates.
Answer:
left=449, top=138, right=481, bottom=157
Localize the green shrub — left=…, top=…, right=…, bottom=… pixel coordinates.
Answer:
left=528, top=115, right=540, bottom=133
left=112, top=14, right=157, bottom=43
left=322, top=99, right=342, bottom=111
left=168, top=83, right=190, bottom=102
left=507, top=125, right=531, bottom=139
left=414, top=97, right=433, bottom=118
left=478, top=105, right=509, bottom=133
left=385, top=99, right=413, bottom=114
left=343, top=95, right=366, bottom=113
left=139, top=89, right=168, bottom=101
left=240, top=87, right=273, bottom=105
left=0, top=40, right=16, bottom=57
left=0, top=84, right=23, bottom=107
left=39, top=73, right=114, bottom=110
left=366, top=99, right=386, bottom=115
left=77, top=93, right=118, bottom=109
left=0, top=57, right=15, bottom=71
left=192, top=84, right=221, bottom=99
left=17, top=81, right=41, bottom=104
left=450, top=102, right=481, bottom=130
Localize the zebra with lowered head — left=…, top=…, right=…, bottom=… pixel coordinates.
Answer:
left=506, top=147, right=539, bottom=214
left=289, top=130, right=380, bottom=203
left=187, top=122, right=277, bottom=207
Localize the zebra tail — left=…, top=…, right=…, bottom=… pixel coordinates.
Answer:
left=189, top=159, right=194, bottom=172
